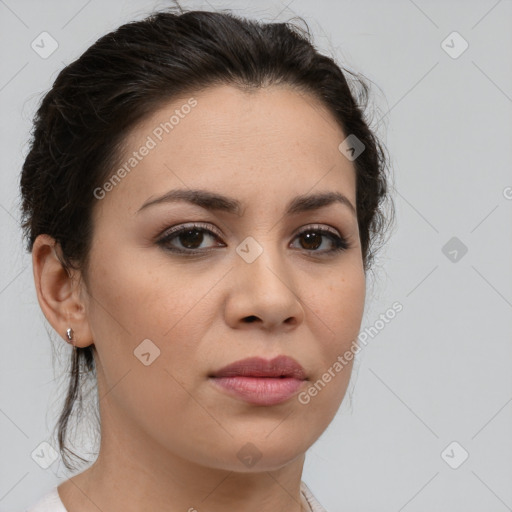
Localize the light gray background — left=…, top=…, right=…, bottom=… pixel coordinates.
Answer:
left=1, top=0, right=511, bottom=511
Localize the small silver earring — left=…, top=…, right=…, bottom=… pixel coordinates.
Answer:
left=65, top=327, right=79, bottom=356
left=66, top=327, right=77, bottom=352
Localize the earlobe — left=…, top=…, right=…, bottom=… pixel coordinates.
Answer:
left=32, top=234, right=93, bottom=348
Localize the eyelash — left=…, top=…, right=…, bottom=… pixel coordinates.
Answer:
left=156, top=222, right=350, bottom=256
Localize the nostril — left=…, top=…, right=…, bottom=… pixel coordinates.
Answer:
left=244, top=316, right=258, bottom=323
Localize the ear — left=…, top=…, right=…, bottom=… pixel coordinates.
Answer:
left=32, top=234, right=93, bottom=348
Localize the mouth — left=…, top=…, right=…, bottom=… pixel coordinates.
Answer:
left=209, top=355, right=307, bottom=406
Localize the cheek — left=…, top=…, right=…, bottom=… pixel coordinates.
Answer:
left=302, top=264, right=365, bottom=406
left=317, top=265, right=366, bottom=350
left=88, top=240, right=192, bottom=328
left=84, top=251, right=210, bottom=429
left=85, top=247, right=222, bottom=380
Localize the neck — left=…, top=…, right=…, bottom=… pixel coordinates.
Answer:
left=58, top=412, right=309, bottom=512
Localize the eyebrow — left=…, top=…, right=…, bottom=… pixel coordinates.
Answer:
left=136, top=188, right=356, bottom=217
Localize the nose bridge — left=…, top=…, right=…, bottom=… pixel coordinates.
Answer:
left=236, top=233, right=290, bottom=292
left=229, top=232, right=304, bottom=328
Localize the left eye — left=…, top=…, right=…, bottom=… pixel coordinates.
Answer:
left=157, top=223, right=349, bottom=255
left=290, top=227, right=349, bottom=253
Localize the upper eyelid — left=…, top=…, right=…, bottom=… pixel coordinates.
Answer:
left=161, top=222, right=223, bottom=239
left=160, top=222, right=343, bottom=240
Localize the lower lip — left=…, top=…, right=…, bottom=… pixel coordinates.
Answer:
left=210, top=376, right=305, bottom=406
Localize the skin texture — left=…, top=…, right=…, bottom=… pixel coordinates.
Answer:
left=32, top=84, right=366, bottom=512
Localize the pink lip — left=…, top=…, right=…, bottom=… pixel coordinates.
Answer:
left=209, top=356, right=307, bottom=406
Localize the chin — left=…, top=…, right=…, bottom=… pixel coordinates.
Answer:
left=199, top=432, right=313, bottom=473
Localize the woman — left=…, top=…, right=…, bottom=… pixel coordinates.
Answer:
left=20, top=4, right=392, bottom=511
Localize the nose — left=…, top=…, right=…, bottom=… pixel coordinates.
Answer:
left=224, top=242, right=305, bottom=332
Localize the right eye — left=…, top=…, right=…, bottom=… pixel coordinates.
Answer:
left=156, top=222, right=226, bottom=254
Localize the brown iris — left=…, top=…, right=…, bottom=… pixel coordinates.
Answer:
left=299, top=231, right=322, bottom=250
left=179, top=229, right=204, bottom=249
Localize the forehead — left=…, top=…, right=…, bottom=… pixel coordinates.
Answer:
left=95, top=84, right=356, bottom=217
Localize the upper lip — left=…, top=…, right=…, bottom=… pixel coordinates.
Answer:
left=210, top=355, right=307, bottom=380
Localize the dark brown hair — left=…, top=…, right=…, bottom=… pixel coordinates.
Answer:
left=19, top=3, right=394, bottom=471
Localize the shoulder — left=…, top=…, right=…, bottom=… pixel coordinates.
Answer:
left=26, top=482, right=322, bottom=512
left=26, top=486, right=68, bottom=512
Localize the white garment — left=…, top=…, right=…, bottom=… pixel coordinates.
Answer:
left=26, top=486, right=67, bottom=512
left=301, top=481, right=329, bottom=512
left=26, top=481, right=328, bottom=511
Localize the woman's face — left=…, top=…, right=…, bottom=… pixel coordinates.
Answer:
left=82, top=84, right=365, bottom=472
